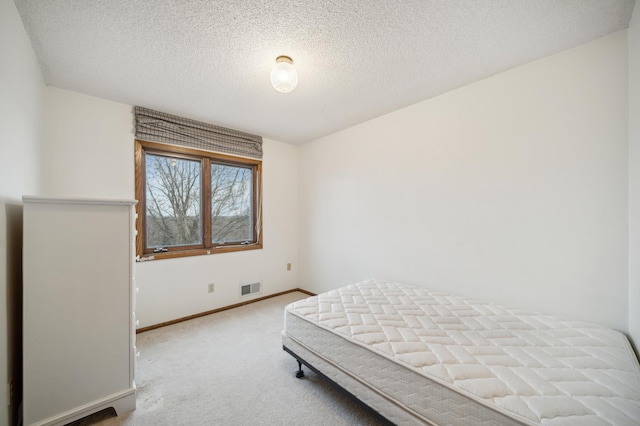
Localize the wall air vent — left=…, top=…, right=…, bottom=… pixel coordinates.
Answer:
left=240, top=282, right=261, bottom=296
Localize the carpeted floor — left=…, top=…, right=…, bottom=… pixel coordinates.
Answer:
left=68, top=291, right=387, bottom=426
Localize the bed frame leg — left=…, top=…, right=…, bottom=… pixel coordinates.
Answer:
left=295, top=360, right=304, bottom=378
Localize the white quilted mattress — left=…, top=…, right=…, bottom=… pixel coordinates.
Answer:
left=283, top=280, right=640, bottom=425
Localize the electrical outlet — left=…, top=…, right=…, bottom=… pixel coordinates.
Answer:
left=208, top=283, right=215, bottom=293
left=287, top=263, right=292, bottom=271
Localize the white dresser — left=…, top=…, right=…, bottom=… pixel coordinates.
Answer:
left=23, top=196, right=138, bottom=426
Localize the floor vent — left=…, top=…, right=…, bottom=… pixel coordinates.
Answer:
left=240, top=282, right=261, bottom=296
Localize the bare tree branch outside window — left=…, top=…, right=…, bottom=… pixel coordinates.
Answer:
left=211, top=163, right=253, bottom=243
left=145, top=153, right=254, bottom=249
left=146, top=154, right=202, bottom=248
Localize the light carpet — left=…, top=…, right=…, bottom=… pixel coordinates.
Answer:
left=69, top=291, right=386, bottom=426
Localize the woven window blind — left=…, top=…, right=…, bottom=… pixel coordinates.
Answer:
left=134, top=106, right=263, bottom=159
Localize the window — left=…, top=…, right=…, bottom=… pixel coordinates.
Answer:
left=135, top=140, right=262, bottom=259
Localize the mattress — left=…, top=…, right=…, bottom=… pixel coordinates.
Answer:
left=283, top=279, right=640, bottom=425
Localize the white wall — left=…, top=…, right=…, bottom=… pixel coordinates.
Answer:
left=45, top=88, right=299, bottom=328
left=299, top=31, right=629, bottom=332
left=0, top=1, right=44, bottom=198
left=629, top=3, right=640, bottom=352
left=45, top=88, right=135, bottom=198
left=0, top=0, right=46, bottom=423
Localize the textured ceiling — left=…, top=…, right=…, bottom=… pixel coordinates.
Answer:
left=14, top=0, right=637, bottom=144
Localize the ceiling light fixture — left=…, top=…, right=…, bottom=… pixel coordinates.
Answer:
left=270, top=55, right=298, bottom=93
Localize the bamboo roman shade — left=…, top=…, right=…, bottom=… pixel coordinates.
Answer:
left=134, top=106, right=263, bottom=159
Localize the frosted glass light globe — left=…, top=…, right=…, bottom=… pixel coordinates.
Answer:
left=270, top=56, right=298, bottom=93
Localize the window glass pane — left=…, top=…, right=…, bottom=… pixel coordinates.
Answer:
left=145, top=153, right=202, bottom=248
left=211, top=163, right=253, bottom=243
